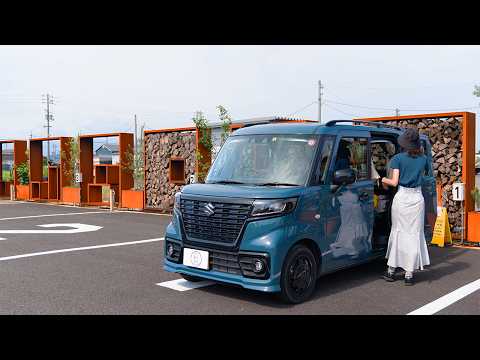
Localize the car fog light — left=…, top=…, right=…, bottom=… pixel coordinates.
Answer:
left=167, top=243, right=174, bottom=257
left=253, top=259, right=265, bottom=273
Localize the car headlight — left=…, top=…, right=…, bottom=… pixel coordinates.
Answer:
left=174, top=192, right=181, bottom=211
left=251, top=198, right=297, bottom=217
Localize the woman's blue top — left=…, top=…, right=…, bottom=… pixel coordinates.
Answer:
left=389, top=152, right=429, bottom=188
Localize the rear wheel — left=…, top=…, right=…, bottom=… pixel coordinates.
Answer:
left=279, top=245, right=318, bottom=304
left=180, top=274, right=203, bottom=282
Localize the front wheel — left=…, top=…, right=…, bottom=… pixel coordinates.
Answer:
left=279, top=245, right=318, bottom=304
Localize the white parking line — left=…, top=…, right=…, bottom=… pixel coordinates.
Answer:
left=5, top=201, right=171, bottom=217
left=408, top=278, right=480, bottom=315
left=0, top=211, right=107, bottom=221
left=156, top=279, right=215, bottom=291
left=0, top=237, right=164, bottom=262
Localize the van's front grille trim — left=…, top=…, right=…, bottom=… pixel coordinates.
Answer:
left=180, top=196, right=252, bottom=247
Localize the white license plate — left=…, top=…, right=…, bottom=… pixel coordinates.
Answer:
left=183, top=248, right=209, bottom=270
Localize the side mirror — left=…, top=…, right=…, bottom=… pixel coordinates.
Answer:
left=333, top=168, right=356, bottom=186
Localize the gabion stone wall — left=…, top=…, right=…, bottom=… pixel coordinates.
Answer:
left=380, top=116, right=463, bottom=231
left=145, top=131, right=196, bottom=212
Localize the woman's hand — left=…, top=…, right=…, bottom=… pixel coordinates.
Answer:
left=381, top=177, right=389, bottom=190
left=382, top=169, right=400, bottom=188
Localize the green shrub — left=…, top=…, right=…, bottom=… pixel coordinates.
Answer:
left=16, top=161, right=29, bottom=185
left=472, top=187, right=480, bottom=210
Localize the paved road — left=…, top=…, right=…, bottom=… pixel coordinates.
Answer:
left=0, top=201, right=479, bottom=314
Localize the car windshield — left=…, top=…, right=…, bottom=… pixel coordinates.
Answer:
left=206, top=134, right=320, bottom=186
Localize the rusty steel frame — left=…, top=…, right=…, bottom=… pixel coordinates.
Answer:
left=354, top=112, right=476, bottom=241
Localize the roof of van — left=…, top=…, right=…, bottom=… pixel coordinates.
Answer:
left=232, top=121, right=407, bottom=136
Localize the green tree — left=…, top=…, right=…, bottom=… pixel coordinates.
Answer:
left=474, top=85, right=480, bottom=98
left=122, top=126, right=145, bottom=191
left=192, top=106, right=233, bottom=182
left=193, top=111, right=212, bottom=183
left=61, top=136, right=80, bottom=187
left=16, top=163, right=29, bottom=185
left=217, top=105, right=232, bottom=145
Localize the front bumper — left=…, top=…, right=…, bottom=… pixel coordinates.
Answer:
left=163, top=211, right=288, bottom=293
left=164, top=259, right=281, bottom=292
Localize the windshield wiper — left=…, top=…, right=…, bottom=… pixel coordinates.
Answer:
left=256, top=182, right=301, bottom=187
left=208, top=180, right=247, bottom=185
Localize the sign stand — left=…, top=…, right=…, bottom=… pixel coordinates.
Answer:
left=431, top=207, right=452, bottom=247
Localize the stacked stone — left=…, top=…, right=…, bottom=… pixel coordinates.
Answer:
left=381, top=116, right=463, bottom=231
left=145, top=131, right=196, bottom=212
left=372, top=143, right=389, bottom=171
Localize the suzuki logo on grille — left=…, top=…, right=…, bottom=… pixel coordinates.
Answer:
left=203, top=203, right=215, bottom=216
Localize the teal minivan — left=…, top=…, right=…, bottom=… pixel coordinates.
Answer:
left=163, top=121, right=437, bottom=303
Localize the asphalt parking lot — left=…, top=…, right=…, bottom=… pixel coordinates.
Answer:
left=0, top=200, right=479, bottom=315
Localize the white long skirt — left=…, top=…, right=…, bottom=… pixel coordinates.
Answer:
left=386, top=186, right=430, bottom=272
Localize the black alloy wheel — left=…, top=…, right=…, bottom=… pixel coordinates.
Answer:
left=279, top=245, right=318, bottom=304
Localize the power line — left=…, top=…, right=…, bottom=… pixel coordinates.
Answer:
left=325, top=99, right=395, bottom=111
left=325, top=98, right=480, bottom=113
left=326, top=81, right=479, bottom=91
left=324, top=103, right=362, bottom=118
left=287, top=100, right=318, bottom=118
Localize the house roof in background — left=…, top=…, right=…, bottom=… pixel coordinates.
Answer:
left=144, top=116, right=316, bottom=135
left=94, top=143, right=120, bottom=154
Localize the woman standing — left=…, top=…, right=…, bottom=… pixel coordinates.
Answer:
left=381, top=128, right=430, bottom=285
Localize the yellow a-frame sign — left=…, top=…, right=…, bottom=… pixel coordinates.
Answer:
left=431, top=207, right=452, bottom=247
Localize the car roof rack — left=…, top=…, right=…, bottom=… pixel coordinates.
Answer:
left=324, top=120, right=404, bottom=131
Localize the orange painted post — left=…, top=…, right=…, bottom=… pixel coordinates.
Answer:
left=119, top=133, right=134, bottom=206
left=29, top=137, right=72, bottom=202
left=467, top=212, right=480, bottom=243
left=462, top=112, right=476, bottom=241
left=79, top=133, right=134, bottom=207
left=0, top=140, right=27, bottom=199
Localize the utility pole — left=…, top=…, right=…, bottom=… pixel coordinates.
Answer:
left=318, top=80, right=324, bottom=123
left=395, top=108, right=400, bottom=117
left=134, top=114, right=138, bottom=151
left=42, top=94, right=54, bottom=162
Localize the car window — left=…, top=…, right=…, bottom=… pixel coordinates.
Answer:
left=313, top=135, right=335, bottom=184
left=334, top=137, right=369, bottom=181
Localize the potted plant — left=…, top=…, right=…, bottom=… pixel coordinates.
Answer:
left=121, top=128, right=145, bottom=210
left=468, top=187, right=480, bottom=243
left=15, top=156, right=30, bottom=200
left=61, top=136, right=81, bottom=205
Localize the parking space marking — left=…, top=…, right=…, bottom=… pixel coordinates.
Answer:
left=0, top=237, right=164, bottom=262
left=408, top=278, right=480, bottom=315
left=156, top=279, right=215, bottom=292
left=0, top=211, right=107, bottom=221
left=0, top=223, right=102, bottom=234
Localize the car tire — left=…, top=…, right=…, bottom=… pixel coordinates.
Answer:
left=279, top=244, right=318, bottom=304
left=180, top=274, right=204, bottom=282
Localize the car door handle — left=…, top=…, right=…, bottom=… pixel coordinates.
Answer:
left=359, top=192, right=370, bottom=200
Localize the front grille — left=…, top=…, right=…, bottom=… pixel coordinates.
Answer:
left=180, top=198, right=252, bottom=246
left=210, top=251, right=241, bottom=275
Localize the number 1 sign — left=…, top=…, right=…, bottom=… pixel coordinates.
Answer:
left=452, top=183, right=465, bottom=202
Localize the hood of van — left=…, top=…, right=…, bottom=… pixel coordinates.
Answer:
left=181, top=183, right=305, bottom=200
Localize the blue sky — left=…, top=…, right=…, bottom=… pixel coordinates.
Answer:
left=0, top=45, right=479, bottom=150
